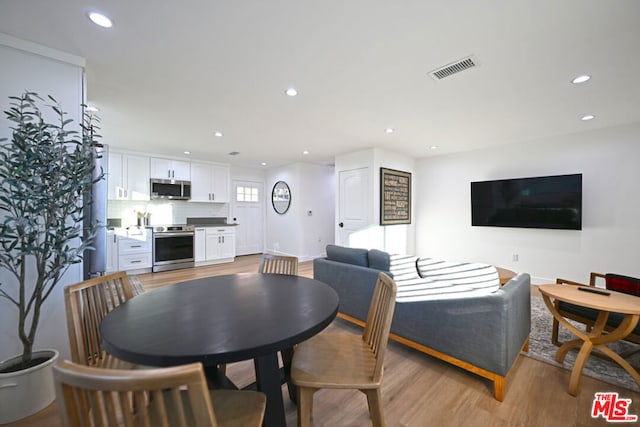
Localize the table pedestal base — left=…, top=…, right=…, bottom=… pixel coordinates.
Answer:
left=255, top=353, right=285, bottom=427
left=543, top=295, right=640, bottom=396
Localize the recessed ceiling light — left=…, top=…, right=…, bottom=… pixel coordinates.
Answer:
left=183, top=151, right=191, bottom=155
left=285, top=88, right=298, bottom=97
left=572, top=74, right=591, bottom=84
left=430, top=145, right=439, bottom=150
left=214, top=131, right=223, bottom=137
left=581, top=114, right=595, bottom=121
left=88, top=12, right=113, bottom=28
left=85, top=105, right=99, bottom=112
left=384, top=128, right=395, bottom=134
left=302, top=150, right=309, bottom=155
left=261, top=162, right=267, bottom=166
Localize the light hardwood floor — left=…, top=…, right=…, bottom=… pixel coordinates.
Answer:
left=8, top=255, right=639, bottom=427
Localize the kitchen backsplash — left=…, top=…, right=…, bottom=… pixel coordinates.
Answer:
left=108, top=200, right=229, bottom=227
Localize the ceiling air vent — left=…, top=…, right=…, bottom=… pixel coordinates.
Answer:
left=228, top=151, right=240, bottom=156
left=429, top=55, right=478, bottom=80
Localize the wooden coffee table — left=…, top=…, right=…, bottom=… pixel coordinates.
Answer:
left=538, top=284, right=640, bottom=396
left=496, top=267, right=516, bottom=285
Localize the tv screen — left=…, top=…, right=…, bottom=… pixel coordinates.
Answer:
left=471, top=174, right=582, bottom=230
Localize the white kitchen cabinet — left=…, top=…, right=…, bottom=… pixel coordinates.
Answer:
left=150, top=157, right=190, bottom=181
left=190, top=162, right=230, bottom=203
left=212, top=165, right=230, bottom=202
left=194, top=227, right=206, bottom=262
left=105, top=230, right=118, bottom=273
left=117, top=230, right=152, bottom=271
left=107, top=153, right=124, bottom=199
left=108, top=153, right=150, bottom=200
left=217, top=231, right=236, bottom=259
left=198, top=227, right=236, bottom=265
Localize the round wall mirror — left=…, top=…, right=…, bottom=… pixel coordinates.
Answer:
left=272, top=181, right=291, bottom=214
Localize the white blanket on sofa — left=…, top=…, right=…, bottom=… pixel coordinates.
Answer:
left=389, top=255, right=501, bottom=302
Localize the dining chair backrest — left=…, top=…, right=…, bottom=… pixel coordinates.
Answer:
left=64, top=271, right=135, bottom=366
left=53, top=360, right=218, bottom=427
left=362, top=272, right=397, bottom=383
left=604, top=273, right=640, bottom=297
left=258, top=254, right=299, bottom=275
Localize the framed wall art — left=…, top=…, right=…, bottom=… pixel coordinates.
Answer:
left=380, top=167, right=411, bottom=225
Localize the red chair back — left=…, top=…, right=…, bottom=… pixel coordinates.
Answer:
left=605, top=273, right=640, bottom=296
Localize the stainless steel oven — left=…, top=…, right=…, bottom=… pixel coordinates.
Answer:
left=152, top=225, right=195, bottom=272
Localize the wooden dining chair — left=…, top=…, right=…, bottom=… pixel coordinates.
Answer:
left=291, top=272, right=397, bottom=427
left=53, top=360, right=266, bottom=427
left=64, top=271, right=137, bottom=368
left=256, top=253, right=299, bottom=396
left=258, top=253, right=299, bottom=275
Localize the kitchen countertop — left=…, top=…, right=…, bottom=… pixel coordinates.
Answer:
left=186, top=217, right=238, bottom=227
left=190, top=223, right=238, bottom=227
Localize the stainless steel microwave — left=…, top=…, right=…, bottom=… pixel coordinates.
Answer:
left=150, top=179, right=191, bottom=200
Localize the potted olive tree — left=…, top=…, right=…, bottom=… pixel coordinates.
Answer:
left=0, top=92, right=102, bottom=423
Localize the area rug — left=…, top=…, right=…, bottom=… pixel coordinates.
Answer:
left=526, top=296, right=640, bottom=392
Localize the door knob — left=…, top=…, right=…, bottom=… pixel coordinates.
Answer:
left=338, top=222, right=344, bottom=228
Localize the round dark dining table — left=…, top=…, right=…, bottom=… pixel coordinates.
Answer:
left=100, top=273, right=339, bottom=427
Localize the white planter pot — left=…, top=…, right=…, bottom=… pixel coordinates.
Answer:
left=0, top=349, right=59, bottom=424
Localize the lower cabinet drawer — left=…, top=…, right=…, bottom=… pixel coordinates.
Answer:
left=118, top=253, right=152, bottom=270
left=118, top=238, right=152, bottom=255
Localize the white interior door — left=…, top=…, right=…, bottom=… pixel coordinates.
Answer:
left=338, top=167, right=370, bottom=247
left=231, top=180, right=264, bottom=256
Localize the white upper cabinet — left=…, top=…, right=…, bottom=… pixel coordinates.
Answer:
left=150, top=157, right=190, bottom=181
left=108, top=152, right=150, bottom=200
left=107, top=152, right=125, bottom=199
left=190, top=162, right=230, bottom=203
left=126, top=155, right=151, bottom=200
left=212, top=164, right=230, bottom=202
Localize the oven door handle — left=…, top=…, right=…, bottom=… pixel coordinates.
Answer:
left=154, top=232, right=195, bottom=238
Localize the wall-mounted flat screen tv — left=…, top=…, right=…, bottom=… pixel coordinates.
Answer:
left=471, top=174, right=582, bottom=230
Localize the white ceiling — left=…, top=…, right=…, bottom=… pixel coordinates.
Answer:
left=1, top=0, right=639, bottom=168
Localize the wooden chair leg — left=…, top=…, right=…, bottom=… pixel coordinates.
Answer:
left=364, top=388, right=384, bottom=427
left=552, top=318, right=560, bottom=346
left=297, top=387, right=314, bottom=427
left=281, top=347, right=297, bottom=403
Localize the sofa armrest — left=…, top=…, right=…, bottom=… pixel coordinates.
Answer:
left=391, top=273, right=531, bottom=376
left=313, top=257, right=389, bottom=321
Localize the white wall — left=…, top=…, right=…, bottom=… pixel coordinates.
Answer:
left=334, top=148, right=416, bottom=255
left=230, top=165, right=266, bottom=182
left=415, top=123, right=640, bottom=284
left=299, top=164, right=336, bottom=258
left=0, top=35, right=85, bottom=361
left=265, top=163, right=334, bottom=260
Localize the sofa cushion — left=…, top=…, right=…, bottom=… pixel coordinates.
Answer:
left=325, top=244, right=369, bottom=267
left=368, top=249, right=391, bottom=271
left=393, top=257, right=500, bottom=302
left=389, top=254, right=420, bottom=280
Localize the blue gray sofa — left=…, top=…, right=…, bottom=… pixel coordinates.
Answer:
left=313, top=244, right=531, bottom=401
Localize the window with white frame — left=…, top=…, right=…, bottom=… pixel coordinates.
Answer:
left=236, top=185, right=259, bottom=202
